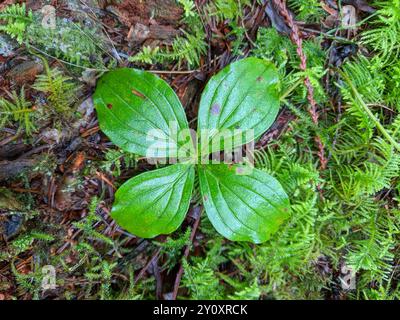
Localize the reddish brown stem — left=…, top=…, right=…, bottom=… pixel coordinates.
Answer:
left=272, top=0, right=328, bottom=170
left=172, top=206, right=202, bottom=300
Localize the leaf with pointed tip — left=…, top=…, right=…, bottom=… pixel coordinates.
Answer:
left=198, top=58, right=281, bottom=155
left=93, top=68, right=191, bottom=158
left=198, top=164, right=290, bottom=243
left=112, top=164, right=195, bottom=238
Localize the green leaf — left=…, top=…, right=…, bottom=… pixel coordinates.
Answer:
left=93, top=68, right=190, bottom=158
left=198, top=57, right=281, bottom=155
left=111, top=164, right=195, bottom=238
left=198, top=164, right=290, bottom=243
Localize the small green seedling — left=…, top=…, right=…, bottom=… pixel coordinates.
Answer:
left=93, top=57, right=290, bottom=243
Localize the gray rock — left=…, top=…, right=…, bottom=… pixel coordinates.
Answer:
left=0, top=35, right=17, bottom=57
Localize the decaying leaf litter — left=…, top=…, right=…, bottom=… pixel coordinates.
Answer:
left=1, top=0, right=400, bottom=300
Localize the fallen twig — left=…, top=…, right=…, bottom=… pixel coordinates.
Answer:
left=172, top=206, right=202, bottom=300
left=134, top=248, right=162, bottom=285
left=272, top=0, right=328, bottom=170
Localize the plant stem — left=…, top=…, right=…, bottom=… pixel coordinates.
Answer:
left=280, top=78, right=303, bottom=101
left=339, top=70, right=400, bottom=152
left=0, top=108, right=34, bottom=115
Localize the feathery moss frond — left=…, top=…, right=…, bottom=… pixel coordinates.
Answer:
left=0, top=88, right=36, bottom=136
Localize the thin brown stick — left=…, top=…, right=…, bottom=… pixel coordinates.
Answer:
left=172, top=206, right=202, bottom=300
left=95, top=171, right=116, bottom=190
left=134, top=248, right=162, bottom=285
left=272, top=0, right=328, bottom=170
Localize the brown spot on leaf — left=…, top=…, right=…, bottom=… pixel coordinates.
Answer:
left=211, top=103, right=221, bottom=115
left=107, top=104, right=113, bottom=109
left=131, top=88, right=146, bottom=99
left=256, top=76, right=264, bottom=82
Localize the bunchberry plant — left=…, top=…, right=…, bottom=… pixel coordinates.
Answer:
left=93, top=58, right=290, bottom=243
